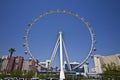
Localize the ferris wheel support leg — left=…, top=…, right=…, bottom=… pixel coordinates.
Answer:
left=59, top=32, right=65, bottom=79
left=60, top=70, right=65, bottom=80
left=63, top=40, right=72, bottom=71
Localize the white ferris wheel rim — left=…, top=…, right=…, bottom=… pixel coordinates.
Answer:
left=23, top=10, right=96, bottom=69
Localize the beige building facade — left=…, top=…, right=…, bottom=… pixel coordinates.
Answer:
left=94, top=54, right=120, bottom=74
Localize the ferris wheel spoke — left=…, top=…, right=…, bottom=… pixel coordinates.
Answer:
left=63, top=40, right=72, bottom=71
left=50, top=36, right=60, bottom=68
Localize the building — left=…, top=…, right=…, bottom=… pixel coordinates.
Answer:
left=1, top=55, right=8, bottom=60
left=22, top=58, right=38, bottom=72
left=0, top=55, right=51, bottom=73
left=38, top=60, right=51, bottom=72
left=22, top=59, right=31, bottom=71
left=30, top=59, right=37, bottom=72
left=7, top=57, right=16, bottom=73
left=1, top=56, right=24, bottom=73
left=0, top=55, right=8, bottom=72
left=13, top=56, right=24, bottom=71
left=64, top=61, right=85, bottom=73
left=64, top=61, right=80, bottom=72
left=64, top=61, right=90, bottom=77
left=94, top=54, right=120, bottom=74
left=0, top=57, right=8, bottom=72
left=83, top=62, right=89, bottom=77
left=0, top=56, right=39, bottom=73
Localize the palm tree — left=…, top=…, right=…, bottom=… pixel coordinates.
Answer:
left=8, top=48, right=16, bottom=59
left=55, top=66, right=58, bottom=72
left=6, top=48, right=16, bottom=73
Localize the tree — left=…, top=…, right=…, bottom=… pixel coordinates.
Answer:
left=10, top=70, right=23, bottom=78
left=102, top=62, right=120, bottom=80
left=65, top=75, right=73, bottom=79
left=55, top=66, right=58, bottom=72
left=0, top=73, right=6, bottom=78
left=38, top=74, right=47, bottom=79
left=24, top=71, right=35, bottom=78
left=6, top=48, right=16, bottom=73
left=8, top=48, right=16, bottom=58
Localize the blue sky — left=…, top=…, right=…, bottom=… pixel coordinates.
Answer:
left=0, top=0, right=120, bottom=68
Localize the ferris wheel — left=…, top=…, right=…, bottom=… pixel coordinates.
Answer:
left=23, top=10, right=96, bottom=70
